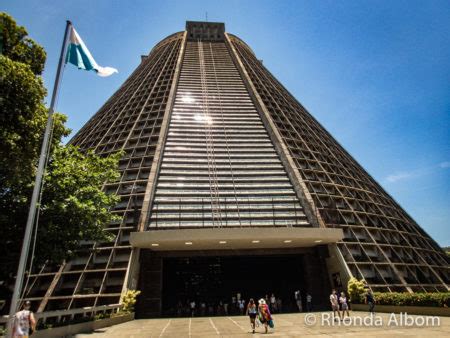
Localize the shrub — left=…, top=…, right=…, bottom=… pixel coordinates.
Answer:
left=120, top=289, right=141, bottom=314
left=373, top=292, right=450, bottom=307
left=347, top=277, right=366, bottom=303
left=346, top=277, right=450, bottom=307
left=94, top=312, right=111, bottom=320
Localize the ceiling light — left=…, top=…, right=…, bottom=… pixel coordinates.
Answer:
left=283, top=240, right=292, bottom=243
left=151, top=243, right=159, bottom=247
left=219, top=241, right=227, bottom=244
left=251, top=240, right=260, bottom=243
left=185, top=241, right=193, bottom=245
left=314, top=240, right=323, bottom=243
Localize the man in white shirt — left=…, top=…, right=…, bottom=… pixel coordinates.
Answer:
left=329, top=289, right=341, bottom=320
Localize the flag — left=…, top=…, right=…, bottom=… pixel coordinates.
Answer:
left=65, top=26, right=118, bottom=77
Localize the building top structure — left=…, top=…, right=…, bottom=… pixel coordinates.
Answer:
left=186, top=21, right=225, bottom=41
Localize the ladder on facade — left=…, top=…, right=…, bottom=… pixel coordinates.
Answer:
left=208, top=42, right=242, bottom=227
left=198, top=40, right=222, bottom=227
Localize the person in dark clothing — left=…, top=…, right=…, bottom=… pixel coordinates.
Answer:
left=306, top=293, right=313, bottom=312
left=365, top=290, right=375, bottom=314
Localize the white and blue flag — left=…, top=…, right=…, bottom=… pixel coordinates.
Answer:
left=65, top=26, right=118, bottom=77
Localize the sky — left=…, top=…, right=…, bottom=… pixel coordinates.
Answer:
left=3, top=0, right=450, bottom=246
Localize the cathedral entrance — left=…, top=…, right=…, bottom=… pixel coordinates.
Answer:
left=162, top=255, right=307, bottom=316
left=135, top=247, right=332, bottom=318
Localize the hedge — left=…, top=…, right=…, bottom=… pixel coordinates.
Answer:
left=361, top=292, right=450, bottom=307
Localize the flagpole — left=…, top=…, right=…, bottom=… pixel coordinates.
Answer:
left=7, top=20, right=72, bottom=337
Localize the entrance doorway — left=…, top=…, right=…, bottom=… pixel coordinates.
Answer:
left=135, top=248, right=332, bottom=318
left=162, top=255, right=308, bottom=316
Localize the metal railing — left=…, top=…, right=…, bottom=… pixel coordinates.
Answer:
left=0, top=303, right=122, bottom=327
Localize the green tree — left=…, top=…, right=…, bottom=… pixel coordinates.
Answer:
left=35, top=146, right=120, bottom=264
left=0, top=13, right=120, bottom=288
left=0, top=13, right=46, bottom=74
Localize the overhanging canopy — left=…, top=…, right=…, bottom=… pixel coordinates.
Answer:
left=130, top=227, right=343, bottom=251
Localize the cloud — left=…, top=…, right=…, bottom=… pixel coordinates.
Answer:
left=385, top=160, right=450, bottom=184
left=385, top=172, right=416, bottom=183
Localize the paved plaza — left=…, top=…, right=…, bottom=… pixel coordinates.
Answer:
left=75, top=311, right=450, bottom=337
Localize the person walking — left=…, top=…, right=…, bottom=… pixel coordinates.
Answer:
left=306, top=293, right=313, bottom=312
left=12, top=301, right=36, bottom=338
left=258, top=299, right=273, bottom=334
left=329, top=289, right=341, bottom=321
left=246, top=298, right=258, bottom=334
left=339, top=292, right=350, bottom=318
left=365, top=289, right=376, bottom=314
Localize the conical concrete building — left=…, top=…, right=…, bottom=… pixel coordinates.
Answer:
left=24, top=21, right=448, bottom=318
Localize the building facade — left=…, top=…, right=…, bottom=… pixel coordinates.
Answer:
left=23, top=21, right=448, bottom=317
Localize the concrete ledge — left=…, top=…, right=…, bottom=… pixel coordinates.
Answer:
left=351, top=304, right=450, bottom=317
left=32, top=313, right=134, bottom=337
left=130, top=227, right=343, bottom=250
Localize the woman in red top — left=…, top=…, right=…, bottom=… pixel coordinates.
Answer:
left=258, top=299, right=272, bottom=334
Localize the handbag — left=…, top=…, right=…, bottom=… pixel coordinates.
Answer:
left=255, top=318, right=261, bottom=327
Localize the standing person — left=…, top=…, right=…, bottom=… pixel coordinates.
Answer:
left=200, top=301, right=206, bottom=316
left=329, top=289, right=340, bottom=321
left=246, top=298, right=258, bottom=334
left=12, top=301, right=36, bottom=338
left=238, top=299, right=245, bottom=315
left=276, top=297, right=282, bottom=313
left=176, top=301, right=183, bottom=317
left=365, top=289, right=376, bottom=314
left=189, top=300, right=196, bottom=317
left=294, top=290, right=302, bottom=312
left=339, top=292, right=350, bottom=318
left=217, top=301, right=224, bottom=316
left=269, top=294, right=276, bottom=313
left=207, top=303, right=214, bottom=316
left=236, top=292, right=242, bottom=314
left=306, top=293, right=313, bottom=312
left=258, top=299, right=272, bottom=334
